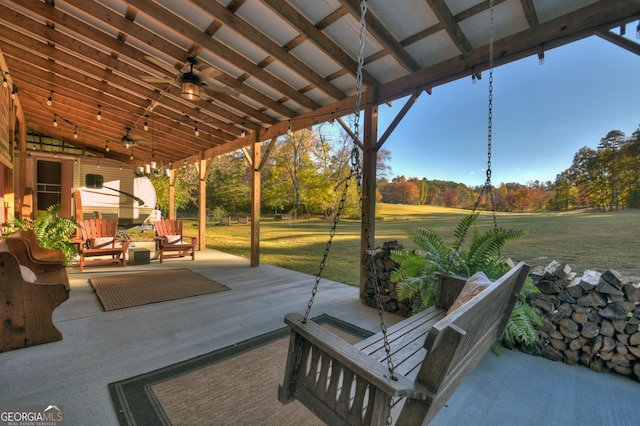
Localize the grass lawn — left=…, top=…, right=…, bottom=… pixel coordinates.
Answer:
left=132, top=205, right=640, bottom=287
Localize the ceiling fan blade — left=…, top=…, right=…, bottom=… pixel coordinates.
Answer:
left=141, top=76, right=175, bottom=83
left=196, top=65, right=222, bottom=80
left=143, top=56, right=181, bottom=75
left=204, top=84, right=241, bottom=98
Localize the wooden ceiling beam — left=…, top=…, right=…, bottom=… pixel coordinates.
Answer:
left=116, top=0, right=321, bottom=112
left=187, top=0, right=347, bottom=101
left=519, top=0, right=540, bottom=28
left=338, top=0, right=422, bottom=72
left=261, top=0, right=380, bottom=87
left=595, top=28, right=640, bottom=56
left=426, top=0, right=473, bottom=53
left=0, top=14, right=251, bottom=140
left=376, top=0, right=640, bottom=105
left=15, top=85, right=211, bottom=160
left=12, top=78, right=214, bottom=161
left=13, top=0, right=301, bottom=120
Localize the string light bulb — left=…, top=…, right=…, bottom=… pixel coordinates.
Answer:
left=53, top=114, right=58, bottom=127
left=287, top=121, right=293, bottom=136
left=47, top=91, right=53, bottom=106
left=240, top=123, right=246, bottom=138
left=105, top=141, right=110, bottom=152
left=194, top=122, right=199, bottom=137
left=130, top=149, right=134, bottom=161
left=97, top=105, right=102, bottom=121
left=11, top=85, right=18, bottom=99
left=2, top=73, right=7, bottom=88
left=74, top=127, right=78, bottom=139
left=144, top=116, right=149, bottom=131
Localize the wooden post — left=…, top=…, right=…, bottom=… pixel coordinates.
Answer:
left=360, top=104, right=378, bottom=294
left=198, top=157, right=212, bottom=252
left=168, top=169, right=176, bottom=220
left=250, top=140, right=261, bottom=267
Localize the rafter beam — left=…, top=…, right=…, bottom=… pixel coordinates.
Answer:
left=426, top=0, right=473, bottom=53
left=338, top=0, right=421, bottom=72
left=261, top=0, right=380, bottom=87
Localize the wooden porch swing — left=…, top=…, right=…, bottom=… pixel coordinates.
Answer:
left=278, top=0, right=529, bottom=426
left=278, top=1, right=530, bottom=425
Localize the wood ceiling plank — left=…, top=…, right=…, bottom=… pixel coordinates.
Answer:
left=261, top=0, right=380, bottom=87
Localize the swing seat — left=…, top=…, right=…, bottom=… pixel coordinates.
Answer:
left=278, top=262, right=530, bottom=425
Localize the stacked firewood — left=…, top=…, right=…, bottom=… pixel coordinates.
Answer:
left=529, top=261, right=640, bottom=381
left=361, top=241, right=414, bottom=316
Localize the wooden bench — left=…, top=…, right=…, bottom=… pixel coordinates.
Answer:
left=8, top=230, right=67, bottom=265
left=2, top=237, right=69, bottom=287
left=279, top=262, right=530, bottom=425
left=0, top=240, right=70, bottom=352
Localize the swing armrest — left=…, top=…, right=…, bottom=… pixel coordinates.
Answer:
left=283, top=312, right=433, bottom=402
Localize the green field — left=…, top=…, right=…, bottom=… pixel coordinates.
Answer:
left=138, top=205, right=640, bottom=287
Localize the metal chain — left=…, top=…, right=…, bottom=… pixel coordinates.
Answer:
left=294, top=3, right=395, bottom=423
left=353, top=2, right=396, bottom=424
left=456, top=0, right=498, bottom=257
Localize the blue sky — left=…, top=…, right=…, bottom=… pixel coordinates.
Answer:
left=377, top=27, right=640, bottom=187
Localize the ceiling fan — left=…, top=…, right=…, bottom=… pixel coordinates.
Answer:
left=120, top=127, right=152, bottom=149
left=141, top=56, right=240, bottom=100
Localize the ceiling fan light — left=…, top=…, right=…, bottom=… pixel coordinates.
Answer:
left=181, top=73, right=201, bottom=100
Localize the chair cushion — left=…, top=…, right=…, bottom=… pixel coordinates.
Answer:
left=164, top=234, right=183, bottom=245
left=91, top=237, right=114, bottom=249
left=447, top=271, right=493, bottom=315
left=19, top=265, right=38, bottom=283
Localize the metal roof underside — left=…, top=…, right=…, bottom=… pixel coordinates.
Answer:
left=1, top=0, right=639, bottom=167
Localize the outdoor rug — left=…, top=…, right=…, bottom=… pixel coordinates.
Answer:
left=109, top=314, right=373, bottom=426
left=89, top=269, right=230, bottom=311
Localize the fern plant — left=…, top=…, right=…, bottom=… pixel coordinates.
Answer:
left=391, top=213, right=541, bottom=353
left=8, top=203, right=79, bottom=263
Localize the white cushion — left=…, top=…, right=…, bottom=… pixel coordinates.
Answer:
left=164, top=234, right=182, bottom=245
left=20, top=265, right=37, bottom=283
left=447, top=271, right=493, bottom=315
left=91, top=237, right=114, bottom=249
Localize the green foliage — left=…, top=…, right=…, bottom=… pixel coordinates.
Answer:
left=9, top=204, right=79, bottom=263
left=208, top=206, right=229, bottom=222
left=391, top=212, right=541, bottom=353
left=150, top=170, right=193, bottom=217
left=391, top=213, right=525, bottom=311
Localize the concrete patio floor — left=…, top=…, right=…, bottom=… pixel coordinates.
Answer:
left=1, top=245, right=637, bottom=425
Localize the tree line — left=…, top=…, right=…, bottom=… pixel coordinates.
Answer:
left=379, top=125, right=640, bottom=212
left=151, top=124, right=640, bottom=217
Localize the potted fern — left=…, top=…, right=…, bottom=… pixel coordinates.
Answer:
left=390, top=213, right=541, bottom=353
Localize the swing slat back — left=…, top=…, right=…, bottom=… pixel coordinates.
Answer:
left=279, top=262, right=529, bottom=425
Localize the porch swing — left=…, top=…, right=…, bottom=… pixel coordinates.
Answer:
left=277, top=2, right=530, bottom=425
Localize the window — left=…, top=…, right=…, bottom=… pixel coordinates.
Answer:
left=86, top=174, right=104, bottom=189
